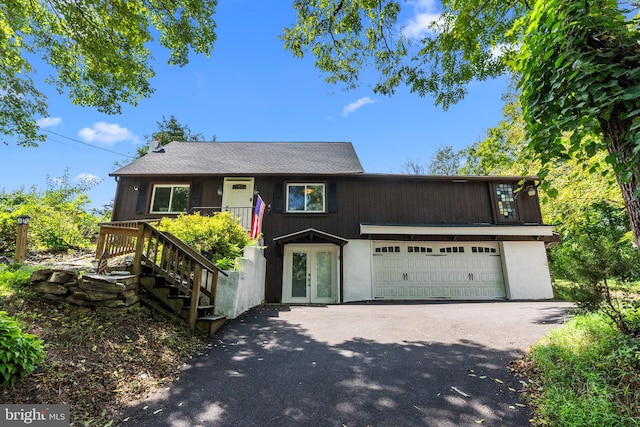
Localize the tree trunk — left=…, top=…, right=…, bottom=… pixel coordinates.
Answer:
left=602, top=116, right=640, bottom=252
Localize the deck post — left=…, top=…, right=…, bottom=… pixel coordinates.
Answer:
left=190, top=264, right=203, bottom=333
left=95, top=229, right=107, bottom=259
left=132, top=223, right=146, bottom=278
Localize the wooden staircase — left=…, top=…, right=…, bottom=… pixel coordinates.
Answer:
left=96, top=221, right=228, bottom=336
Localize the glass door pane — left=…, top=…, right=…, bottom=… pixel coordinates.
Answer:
left=315, top=251, right=333, bottom=299
left=291, top=252, right=308, bottom=298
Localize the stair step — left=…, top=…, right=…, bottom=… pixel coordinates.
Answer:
left=197, top=315, right=226, bottom=322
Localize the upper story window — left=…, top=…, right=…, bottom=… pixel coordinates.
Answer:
left=495, top=183, right=518, bottom=221
left=150, top=184, right=189, bottom=214
left=287, top=183, right=325, bottom=213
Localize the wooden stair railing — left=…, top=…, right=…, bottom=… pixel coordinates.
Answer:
left=95, top=220, right=228, bottom=335
left=95, top=219, right=161, bottom=259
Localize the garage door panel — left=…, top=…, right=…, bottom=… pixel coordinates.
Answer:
left=373, top=242, right=506, bottom=300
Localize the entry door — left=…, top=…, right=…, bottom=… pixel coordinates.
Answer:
left=283, top=244, right=338, bottom=303
left=221, top=178, right=254, bottom=229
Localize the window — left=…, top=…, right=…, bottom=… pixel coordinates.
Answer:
left=471, top=246, right=497, bottom=253
left=375, top=246, right=400, bottom=253
left=287, top=183, right=325, bottom=213
left=439, top=246, right=465, bottom=253
left=408, top=246, right=432, bottom=253
left=150, top=184, right=189, bottom=213
left=495, top=183, right=518, bottom=220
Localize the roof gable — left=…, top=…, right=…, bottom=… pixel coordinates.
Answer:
left=111, top=141, right=364, bottom=176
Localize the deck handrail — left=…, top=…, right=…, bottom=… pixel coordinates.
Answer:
left=95, top=219, right=162, bottom=259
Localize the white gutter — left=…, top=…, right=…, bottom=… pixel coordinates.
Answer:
left=359, top=224, right=554, bottom=237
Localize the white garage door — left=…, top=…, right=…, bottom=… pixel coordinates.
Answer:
left=372, top=242, right=506, bottom=300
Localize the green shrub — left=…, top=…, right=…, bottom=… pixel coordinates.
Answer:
left=158, top=212, right=254, bottom=269
left=0, top=170, right=105, bottom=255
left=529, top=312, right=640, bottom=426
left=548, top=201, right=640, bottom=334
left=0, top=311, right=45, bottom=388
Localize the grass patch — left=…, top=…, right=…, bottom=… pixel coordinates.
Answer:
left=0, top=264, right=37, bottom=298
left=519, top=312, right=640, bottom=426
left=552, top=279, right=640, bottom=302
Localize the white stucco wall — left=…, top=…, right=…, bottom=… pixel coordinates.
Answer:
left=342, top=240, right=373, bottom=302
left=216, top=246, right=266, bottom=319
left=501, top=241, right=554, bottom=299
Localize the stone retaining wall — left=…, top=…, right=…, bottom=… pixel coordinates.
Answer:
left=31, top=269, right=139, bottom=315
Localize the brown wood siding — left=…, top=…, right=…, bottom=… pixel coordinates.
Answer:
left=112, top=174, right=546, bottom=302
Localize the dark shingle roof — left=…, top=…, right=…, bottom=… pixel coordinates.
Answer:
left=111, top=141, right=364, bottom=176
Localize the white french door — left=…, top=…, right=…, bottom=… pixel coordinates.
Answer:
left=283, top=244, right=338, bottom=303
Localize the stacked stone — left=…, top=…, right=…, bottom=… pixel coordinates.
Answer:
left=31, top=269, right=139, bottom=315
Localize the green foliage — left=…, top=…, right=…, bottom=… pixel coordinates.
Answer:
left=282, top=0, right=524, bottom=109
left=516, top=0, right=640, bottom=176
left=158, top=212, right=254, bottom=270
left=427, top=145, right=462, bottom=175
left=2, top=0, right=217, bottom=146
left=136, top=115, right=211, bottom=158
left=528, top=312, right=640, bottom=425
left=550, top=201, right=640, bottom=286
left=0, top=264, right=36, bottom=298
left=0, top=311, right=45, bottom=388
left=515, top=0, right=640, bottom=246
left=0, top=169, right=105, bottom=254
left=461, top=82, right=533, bottom=176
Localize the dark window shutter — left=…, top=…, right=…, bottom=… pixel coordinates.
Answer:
left=328, top=182, right=338, bottom=213
left=135, top=183, right=149, bottom=215
left=273, top=182, right=284, bottom=213
left=189, top=182, right=202, bottom=211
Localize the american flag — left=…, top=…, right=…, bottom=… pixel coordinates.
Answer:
left=250, top=195, right=266, bottom=239
left=96, top=249, right=109, bottom=274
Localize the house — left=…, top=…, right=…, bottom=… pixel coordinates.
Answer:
left=110, top=141, right=557, bottom=304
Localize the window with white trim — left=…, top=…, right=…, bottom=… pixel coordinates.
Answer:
left=150, top=184, right=189, bottom=213
left=286, top=183, right=325, bottom=213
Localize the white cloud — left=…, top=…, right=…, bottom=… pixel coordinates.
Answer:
left=342, top=97, right=377, bottom=116
left=401, top=0, right=442, bottom=39
left=403, top=13, right=441, bottom=39
left=37, top=117, right=62, bottom=128
left=78, top=122, right=138, bottom=145
left=490, top=43, right=518, bottom=60
left=75, top=173, right=102, bottom=186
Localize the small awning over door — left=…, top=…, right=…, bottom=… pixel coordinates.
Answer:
left=273, top=228, right=349, bottom=246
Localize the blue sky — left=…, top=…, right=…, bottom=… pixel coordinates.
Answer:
left=1, top=0, right=508, bottom=210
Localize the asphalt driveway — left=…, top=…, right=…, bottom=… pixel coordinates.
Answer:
left=119, top=301, right=573, bottom=427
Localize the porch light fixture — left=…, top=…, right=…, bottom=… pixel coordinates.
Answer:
left=254, top=187, right=260, bottom=196
left=217, top=185, right=223, bottom=196
left=17, top=215, right=30, bottom=225
left=526, top=185, right=537, bottom=197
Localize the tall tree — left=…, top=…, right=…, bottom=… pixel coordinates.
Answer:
left=401, top=159, right=425, bottom=175
left=516, top=0, right=640, bottom=248
left=136, top=115, right=212, bottom=157
left=1, top=0, right=217, bottom=147
left=283, top=0, right=640, bottom=247
left=428, top=145, right=462, bottom=175
left=461, top=82, right=531, bottom=176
